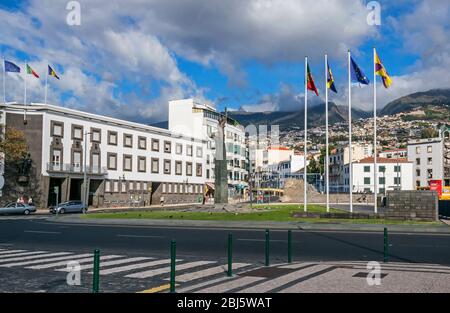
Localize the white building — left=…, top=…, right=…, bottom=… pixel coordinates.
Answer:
left=407, top=137, right=448, bottom=188
left=379, top=149, right=407, bottom=159
left=344, top=157, right=414, bottom=193
left=168, top=99, right=248, bottom=197
left=1, top=103, right=207, bottom=208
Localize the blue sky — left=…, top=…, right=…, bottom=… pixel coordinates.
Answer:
left=1, top=0, right=449, bottom=123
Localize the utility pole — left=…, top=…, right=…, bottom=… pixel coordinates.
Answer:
left=83, top=132, right=92, bottom=206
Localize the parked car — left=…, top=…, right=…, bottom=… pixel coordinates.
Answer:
left=49, top=201, right=87, bottom=214
left=0, top=203, right=36, bottom=215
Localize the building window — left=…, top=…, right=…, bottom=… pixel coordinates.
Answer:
left=151, top=158, right=159, bottom=173
left=427, top=146, right=432, bottom=153
left=379, top=188, right=386, bottom=194
left=138, top=136, right=147, bottom=150
left=175, top=161, right=182, bottom=175
left=394, top=177, right=401, bottom=185
left=416, top=158, right=421, bottom=165
left=180, top=184, right=183, bottom=194
left=105, top=181, right=111, bottom=193
left=174, top=184, right=178, bottom=193
left=121, top=181, right=126, bottom=193
left=394, top=165, right=401, bottom=173
left=168, top=183, right=172, bottom=194
left=138, top=156, right=146, bottom=172
left=164, top=159, right=171, bottom=174
left=113, top=181, right=119, bottom=193
left=416, top=147, right=421, bottom=154
left=187, top=145, right=193, bottom=156
left=427, top=169, right=433, bottom=179
left=72, top=125, right=83, bottom=140
left=196, top=163, right=202, bottom=177
left=416, top=169, right=421, bottom=177
left=364, top=166, right=370, bottom=173
left=107, top=153, right=117, bottom=170
left=51, top=121, right=63, bottom=137
left=151, top=139, right=160, bottom=152
left=164, top=141, right=171, bottom=153
left=196, top=147, right=203, bottom=158
left=379, top=177, right=385, bottom=185
left=379, top=166, right=386, bottom=173
left=129, top=181, right=134, bottom=191
left=364, top=177, right=371, bottom=185
left=124, top=134, right=133, bottom=148
left=91, top=153, right=100, bottom=172
left=186, top=162, right=193, bottom=176
left=123, top=155, right=132, bottom=171
left=108, top=131, right=118, bottom=145
left=206, top=169, right=210, bottom=179
left=162, top=183, right=166, bottom=193
left=427, top=157, right=433, bottom=165
left=91, top=128, right=101, bottom=143
left=416, top=181, right=421, bottom=187
left=136, top=182, right=141, bottom=191
left=72, top=151, right=81, bottom=171
left=176, top=143, right=183, bottom=155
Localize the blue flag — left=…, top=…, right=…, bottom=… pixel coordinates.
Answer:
left=350, top=57, right=369, bottom=85
left=4, top=60, right=21, bottom=73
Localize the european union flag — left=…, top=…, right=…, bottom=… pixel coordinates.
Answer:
left=350, top=57, right=369, bottom=85
left=4, top=60, right=21, bottom=73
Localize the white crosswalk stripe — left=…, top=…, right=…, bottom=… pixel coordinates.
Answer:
left=56, top=257, right=153, bottom=272
left=196, top=276, right=266, bottom=293
left=0, top=250, right=26, bottom=255
left=0, top=253, right=91, bottom=267
left=0, top=251, right=49, bottom=258
left=171, top=263, right=252, bottom=283
left=0, top=252, right=72, bottom=264
left=96, top=258, right=175, bottom=275
left=27, top=255, right=123, bottom=269
left=125, top=261, right=216, bottom=279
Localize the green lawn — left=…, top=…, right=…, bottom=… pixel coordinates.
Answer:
left=82, top=204, right=443, bottom=226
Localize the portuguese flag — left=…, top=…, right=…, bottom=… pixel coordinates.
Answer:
left=307, top=64, right=319, bottom=96
left=26, top=64, right=40, bottom=78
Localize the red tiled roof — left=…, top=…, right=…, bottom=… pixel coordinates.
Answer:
left=268, top=146, right=291, bottom=151
left=357, top=157, right=411, bottom=164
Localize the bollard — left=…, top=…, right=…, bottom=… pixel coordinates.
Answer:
left=227, top=233, right=233, bottom=277
left=265, top=229, right=270, bottom=266
left=288, top=230, right=292, bottom=263
left=170, top=240, right=176, bottom=293
left=92, top=249, right=100, bottom=293
left=383, top=227, right=389, bottom=263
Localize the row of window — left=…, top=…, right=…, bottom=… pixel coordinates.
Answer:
left=416, top=169, right=433, bottom=179
left=51, top=121, right=203, bottom=157
left=415, top=157, right=433, bottom=166
left=415, top=146, right=433, bottom=154
left=161, top=183, right=203, bottom=194
left=362, top=177, right=402, bottom=185
left=104, top=180, right=150, bottom=193
left=363, top=166, right=401, bottom=173
left=107, top=154, right=203, bottom=176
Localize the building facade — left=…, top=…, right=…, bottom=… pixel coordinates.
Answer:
left=1, top=103, right=207, bottom=208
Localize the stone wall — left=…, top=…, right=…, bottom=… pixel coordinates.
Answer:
left=385, top=190, right=439, bottom=221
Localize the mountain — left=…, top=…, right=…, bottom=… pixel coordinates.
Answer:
left=380, top=89, right=450, bottom=116
left=227, top=102, right=371, bottom=130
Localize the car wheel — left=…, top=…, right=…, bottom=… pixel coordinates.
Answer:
left=23, top=209, right=30, bottom=215
left=59, top=208, right=65, bottom=214
left=82, top=208, right=87, bottom=214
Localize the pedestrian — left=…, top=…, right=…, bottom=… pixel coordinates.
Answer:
left=28, top=197, right=34, bottom=206
left=19, top=196, right=25, bottom=204
left=160, top=195, right=165, bottom=207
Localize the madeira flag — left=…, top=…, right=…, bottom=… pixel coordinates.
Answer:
left=375, top=50, right=392, bottom=89
left=327, top=63, right=337, bottom=93
left=48, top=65, right=60, bottom=80
left=307, top=64, right=319, bottom=96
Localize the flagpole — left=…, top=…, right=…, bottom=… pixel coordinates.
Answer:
left=24, top=62, right=27, bottom=122
left=348, top=50, right=353, bottom=213
left=3, top=57, right=6, bottom=105
left=304, top=56, right=308, bottom=212
left=325, top=54, right=329, bottom=213
left=373, top=47, right=378, bottom=214
left=44, top=65, right=48, bottom=105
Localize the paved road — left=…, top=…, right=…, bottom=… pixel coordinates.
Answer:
left=0, top=216, right=450, bottom=292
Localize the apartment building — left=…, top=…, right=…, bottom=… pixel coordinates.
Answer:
left=1, top=103, right=207, bottom=208
left=168, top=99, right=248, bottom=197
left=379, top=148, right=407, bottom=159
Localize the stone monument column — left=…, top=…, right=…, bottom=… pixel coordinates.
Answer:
left=214, top=114, right=228, bottom=205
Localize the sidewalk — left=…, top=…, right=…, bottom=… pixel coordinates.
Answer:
left=49, top=215, right=450, bottom=234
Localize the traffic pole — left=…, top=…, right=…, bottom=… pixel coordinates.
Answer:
left=227, top=233, right=233, bottom=277
left=265, top=229, right=270, bottom=266
left=288, top=230, right=292, bottom=263
left=92, top=249, right=100, bottom=293
left=383, top=227, right=389, bottom=263
left=170, top=240, right=176, bottom=293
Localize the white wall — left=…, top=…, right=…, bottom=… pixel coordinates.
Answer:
left=407, top=139, right=444, bottom=187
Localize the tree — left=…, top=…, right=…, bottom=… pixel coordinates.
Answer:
left=0, top=127, right=28, bottom=162
left=307, top=158, right=320, bottom=174
left=421, top=127, right=439, bottom=139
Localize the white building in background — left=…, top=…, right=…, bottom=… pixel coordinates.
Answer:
left=407, top=137, right=447, bottom=188
left=344, top=157, right=414, bottom=193
left=1, top=103, right=207, bottom=208
left=168, top=99, right=248, bottom=197
left=379, top=148, right=408, bottom=159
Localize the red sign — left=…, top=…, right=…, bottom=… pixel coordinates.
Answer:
left=429, top=180, right=443, bottom=197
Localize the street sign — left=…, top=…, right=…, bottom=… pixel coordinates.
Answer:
left=54, top=186, right=59, bottom=194
left=0, top=175, right=4, bottom=190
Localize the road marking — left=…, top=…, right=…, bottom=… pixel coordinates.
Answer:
left=0, top=250, right=26, bottom=255
left=95, top=258, right=175, bottom=275
left=24, top=230, right=61, bottom=234
left=125, top=261, right=216, bottom=279
left=137, top=283, right=179, bottom=293
left=170, top=263, right=252, bottom=283
left=57, top=256, right=154, bottom=272
left=178, top=276, right=231, bottom=293
left=27, top=255, right=122, bottom=269
left=237, top=239, right=299, bottom=243
left=0, top=253, right=86, bottom=267
left=0, top=252, right=72, bottom=264
left=197, top=276, right=265, bottom=293
left=0, top=251, right=49, bottom=258
left=238, top=264, right=330, bottom=293
left=117, top=234, right=165, bottom=239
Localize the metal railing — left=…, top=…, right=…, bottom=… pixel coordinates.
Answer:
left=46, top=163, right=107, bottom=175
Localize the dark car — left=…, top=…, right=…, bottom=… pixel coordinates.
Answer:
left=49, top=201, right=87, bottom=214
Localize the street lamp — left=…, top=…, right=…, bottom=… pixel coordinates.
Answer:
left=83, top=131, right=92, bottom=206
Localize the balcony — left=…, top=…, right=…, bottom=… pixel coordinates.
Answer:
left=46, top=163, right=107, bottom=175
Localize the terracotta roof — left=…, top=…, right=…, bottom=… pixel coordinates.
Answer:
left=357, top=157, right=411, bottom=164
left=380, top=149, right=407, bottom=153
left=268, top=146, right=291, bottom=151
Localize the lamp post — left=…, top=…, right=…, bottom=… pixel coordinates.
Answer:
left=83, top=132, right=92, bottom=206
